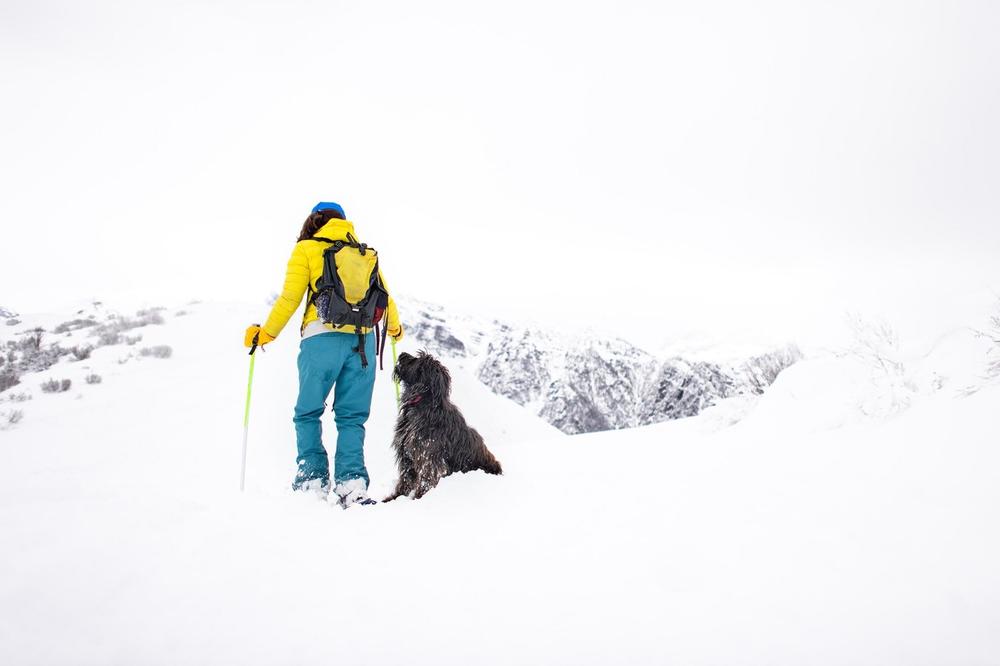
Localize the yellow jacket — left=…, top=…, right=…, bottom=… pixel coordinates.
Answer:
left=262, top=219, right=401, bottom=339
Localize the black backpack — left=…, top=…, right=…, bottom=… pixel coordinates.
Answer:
left=307, top=233, right=389, bottom=368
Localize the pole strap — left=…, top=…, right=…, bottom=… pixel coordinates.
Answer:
left=391, top=337, right=401, bottom=409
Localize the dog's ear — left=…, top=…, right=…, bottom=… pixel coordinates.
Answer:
left=426, top=358, right=451, bottom=401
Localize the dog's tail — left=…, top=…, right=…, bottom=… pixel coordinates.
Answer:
left=481, top=451, right=503, bottom=476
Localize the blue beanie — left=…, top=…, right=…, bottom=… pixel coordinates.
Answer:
left=311, top=201, right=345, bottom=217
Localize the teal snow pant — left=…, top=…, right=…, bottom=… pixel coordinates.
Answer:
left=292, top=331, right=376, bottom=489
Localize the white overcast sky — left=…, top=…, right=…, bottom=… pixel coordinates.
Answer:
left=1, top=0, right=998, bottom=347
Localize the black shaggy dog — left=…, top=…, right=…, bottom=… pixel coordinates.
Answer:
left=385, top=351, right=502, bottom=501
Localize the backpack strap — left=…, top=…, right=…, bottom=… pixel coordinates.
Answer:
left=346, top=233, right=369, bottom=256
left=309, top=235, right=374, bottom=258
left=306, top=235, right=339, bottom=308
left=376, top=317, right=389, bottom=371
left=305, top=237, right=347, bottom=309
left=308, top=236, right=339, bottom=246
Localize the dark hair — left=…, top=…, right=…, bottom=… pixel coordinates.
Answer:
left=297, top=208, right=346, bottom=241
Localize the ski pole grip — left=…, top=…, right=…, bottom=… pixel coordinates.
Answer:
left=249, top=331, right=260, bottom=356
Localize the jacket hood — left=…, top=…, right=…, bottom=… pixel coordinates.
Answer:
left=313, top=219, right=356, bottom=240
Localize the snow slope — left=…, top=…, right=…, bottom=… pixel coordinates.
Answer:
left=1, top=301, right=999, bottom=665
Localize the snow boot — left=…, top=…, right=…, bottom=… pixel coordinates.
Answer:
left=292, top=476, right=331, bottom=501
left=334, top=478, right=377, bottom=509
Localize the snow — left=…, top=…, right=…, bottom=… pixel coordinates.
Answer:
left=1, top=300, right=999, bottom=664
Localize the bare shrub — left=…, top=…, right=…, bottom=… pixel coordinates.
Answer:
left=129, top=310, right=165, bottom=327
left=841, top=314, right=915, bottom=417
left=40, top=378, right=72, bottom=393
left=5, top=319, right=19, bottom=327
left=140, top=345, right=173, bottom=359
left=97, top=331, right=123, bottom=347
left=14, top=337, right=68, bottom=373
left=21, top=328, right=44, bottom=352
left=90, top=309, right=165, bottom=347
left=0, top=367, right=20, bottom=392
left=984, top=305, right=1000, bottom=382
left=964, top=300, right=1000, bottom=395
left=85, top=373, right=102, bottom=385
left=5, top=327, right=79, bottom=376
left=71, top=346, right=93, bottom=361
left=136, top=307, right=166, bottom=322
left=6, top=392, right=31, bottom=403
left=53, top=318, right=98, bottom=334
left=844, top=316, right=904, bottom=373
left=1, top=409, right=23, bottom=429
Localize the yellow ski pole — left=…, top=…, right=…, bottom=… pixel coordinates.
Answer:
left=391, top=336, right=401, bottom=409
left=241, top=332, right=259, bottom=492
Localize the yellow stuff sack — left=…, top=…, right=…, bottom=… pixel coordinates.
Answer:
left=310, top=233, right=389, bottom=331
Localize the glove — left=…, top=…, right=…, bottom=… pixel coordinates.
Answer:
left=387, top=324, right=404, bottom=342
left=244, top=324, right=276, bottom=348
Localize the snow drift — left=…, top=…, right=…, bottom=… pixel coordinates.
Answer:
left=0, top=299, right=998, bottom=665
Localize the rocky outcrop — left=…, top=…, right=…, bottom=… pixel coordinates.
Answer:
left=401, top=299, right=803, bottom=435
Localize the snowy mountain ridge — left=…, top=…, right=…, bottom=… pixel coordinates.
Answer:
left=397, top=297, right=803, bottom=434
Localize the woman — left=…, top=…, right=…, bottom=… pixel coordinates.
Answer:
left=244, top=202, right=403, bottom=507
